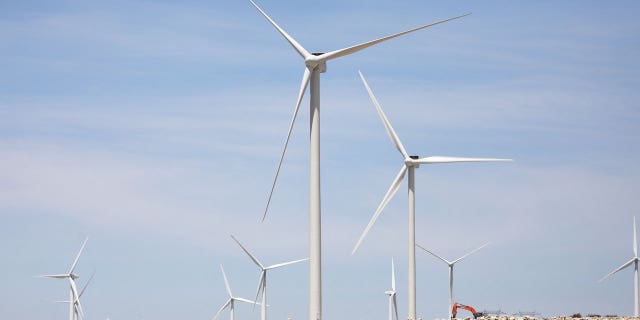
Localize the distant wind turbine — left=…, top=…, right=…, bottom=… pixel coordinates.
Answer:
left=230, top=235, right=308, bottom=320
left=351, top=71, right=511, bottom=318
left=212, top=264, right=262, bottom=320
left=416, top=243, right=489, bottom=320
left=36, top=237, right=89, bottom=320
left=248, top=1, right=470, bottom=319
left=599, top=216, right=640, bottom=316
left=385, top=258, right=399, bottom=320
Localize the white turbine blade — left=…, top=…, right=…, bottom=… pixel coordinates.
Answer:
left=358, top=71, right=408, bottom=159
left=35, top=274, right=69, bottom=279
left=263, top=67, right=311, bottom=222
left=416, top=244, right=451, bottom=265
left=252, top=271, right=265, bottom=311
left=352, top=165, right=408, bottom=255
left=266, top=258, right=309, bottom=270
left=236, top=297, right=261, bottom=305
left=599, top=258, right=636, bottom=282
left=247, top=0, right=310, bottom=59
left=69, top=278, right=84, bottom=319
left=230, top=235, right=264, bottom=269
left=69, top=237, right=88, bottom=274
left=415, top=156, right=512, bottom=164
left=320, top=14, right=470, bottom=62
left=634, top=216, right=638, bottom=257
left=212, top=299, right=231, bottom=320
left=451, top=242, right=490, bottom=265
left=392, top=294, right=399, bottom=320
left=79, top=270, right=95, bottom=298
left=220, top=264, right=233, bottom=297
left=75, top=297, right=86, bottom=320
left=391, top=258, right=396, bottom=291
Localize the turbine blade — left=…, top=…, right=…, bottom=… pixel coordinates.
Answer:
left=320, top=14, right=471, bottom=62
left=75, top=297, right=85, bottom=320
left=236, top=297, right=261, bottom=305
left=599, top=258, right=636, bottom=282
left=253, top=272, right=265, bottom=311
left=79, top=270, right=96, bottom=298
left=69, top=237, right=88, bottom=274
left=358, top=71, right=408, bottom=159
left=220, top=264, right=233, bottom=297
left=415, top=156, right=512, bottom=164
left=416, top=244, right=451, bottom=265
left=391, top=258, right=396, bottom=291
left=34, top=274, right=69, bottom=279
left=230, top=235, right=264, bottom=269
left=263, top=67, right=311, bottom=222
left=247, top=0, right=310, bottom=59
left=212, top=299, right=231, bottom=320
left=69, top=278, right=84, bottom=319
left=634, top=216, right=638, bottom=257
left=392, top=294, right=399, bottom=320
left=451, top=242, right=490, bottom=264
left=352, top=165, right=408, bottom=255
left=266, top=258, right=309, bottom=270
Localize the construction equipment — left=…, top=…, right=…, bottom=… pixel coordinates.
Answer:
left=452, top=303, right=484, bottom=319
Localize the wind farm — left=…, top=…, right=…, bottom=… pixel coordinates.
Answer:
left=4, top=1, right=640, bottom=320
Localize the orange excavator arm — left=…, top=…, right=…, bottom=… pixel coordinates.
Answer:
left=452, top=303, right=484, bottom=319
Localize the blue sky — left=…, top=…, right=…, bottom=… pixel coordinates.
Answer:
left=1, top=0, right=640, bottom=319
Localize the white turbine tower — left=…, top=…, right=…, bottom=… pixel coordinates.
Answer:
left=600, top=216, right=640, bottom=317
left=416, top=243, right=489, bottom=320
left=230, top=235, right=308, bottom=320
left=212, top=264, right=262, bottom=320
left=248, top=2, right=469, bottom=319
left=351, top=71, right=511, bottom=319
left=36, top=237, right=88, bottom=320
left=385, top=258, right=399, bottom=320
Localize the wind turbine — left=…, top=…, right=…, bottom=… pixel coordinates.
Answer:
left=416, top=243, right=489, bottom=320
left=36, top=237, right=88, bottom=320
left=230, top=235, right=308, bottom=320
left=599, top=216, right=640, bottom=316
left=351, top=71, right=511, bottom=319
left=248, top=1, right=469, bottom=319
left=212, top=264, right=262, bottom=320
left=385, top=258, right=399, bottom=320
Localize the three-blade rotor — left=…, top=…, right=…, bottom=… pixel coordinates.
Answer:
left=385, top=258, right=399, bottom=320
left=351, top=72, right=511, bottom=254
left=213, top=264, right=262, bottom=320
left=230, top=235, right=308, bottom=314
left=248, top=0, right=472, bottom=222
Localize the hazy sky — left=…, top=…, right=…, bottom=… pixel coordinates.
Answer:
left=2, top=0, right=640, bottom=319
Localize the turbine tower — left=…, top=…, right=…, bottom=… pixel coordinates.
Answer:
left=248, top=2, right=469, bottom=319
left=56, top=271, right=95, bottom=320
left=386, top=258, right=399, bottom=320
left=230, top=235, right=308, bottom=320
left=600, top=216, right=640, bottom=316
left=36, top=237, right=89, bottom=320
left=416, top=243, right=489, bottom=320
left=212, top=264, right=261, bottom=320
left=351, top=71, right=511, bottom=319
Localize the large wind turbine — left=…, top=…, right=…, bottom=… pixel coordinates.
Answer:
left=36, top=237, right=88, bottom=320
left=600, top=216, right=640, bottom=316
left=212, top=264, right=262, bottom=320
left=230, top=235, right=308, bottom=320
left=416, top=243, right=489, bottom=320
left=351, top=71, right=511, bottom=319
left=386, top=258, right=399, bottom=320
left=248, top=1, right=469, bottom=320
